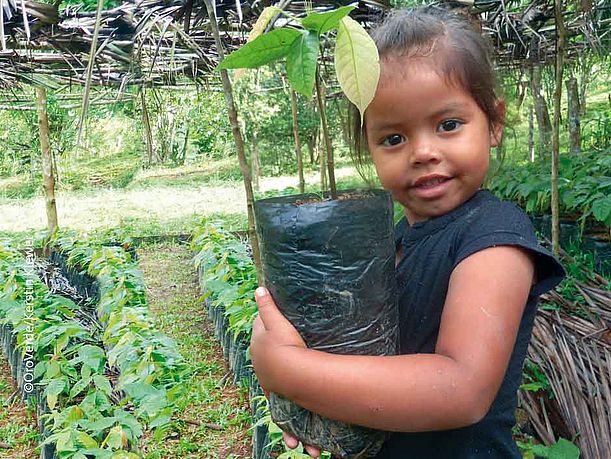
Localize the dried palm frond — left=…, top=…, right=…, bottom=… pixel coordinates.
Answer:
left=520, top=244, right=611, bottom=459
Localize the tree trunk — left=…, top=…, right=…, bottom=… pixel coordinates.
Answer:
left=204, top=0, right=264, bottom=282
left=577, top=54, right=591, bottom=117
left=290, top=89, right=305, bottom=194
left=551, top=0, right=566, bottom=256
left=252, top=130, right=260, bottom=192
left=141, top=90, right=154, bottom=167
left=36, top=87, right=58, bottom=236
left=528, top=104, right=535, bottom=163
left=318, top=117, right=327, bottom=191
left=315, top=71, right=336, bottom=198
left=565, top=76, right=581, bottom=155
left=334, top=98, right=350, bottom=147
left=515, top=69, right=527, bottom=120
left=179, top=125, right=189, bottom=165
left=530, top=64, right=553, bottom=160
left=495, top=131, right=504, bottom=164
left=306, top=136, right=316, bottom=165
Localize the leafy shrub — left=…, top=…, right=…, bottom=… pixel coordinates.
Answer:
left=488, top=150, right=611, bottom=230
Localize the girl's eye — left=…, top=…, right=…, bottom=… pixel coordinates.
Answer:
left=438, top=119, right=462, bottom=132
left=381, top=134, right=404, bottom=147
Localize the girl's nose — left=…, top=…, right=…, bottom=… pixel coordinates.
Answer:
left=409, top=140, right=442, bottom=166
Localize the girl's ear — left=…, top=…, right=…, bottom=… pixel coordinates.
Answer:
left=490, top=99, right=506, bottom=147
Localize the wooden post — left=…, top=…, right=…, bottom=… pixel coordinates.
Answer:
left=315, top=70, right=337, bottom=199
left=141, top=89, right=154, bottom=166
left=565, top=76, right=581, bottom=155
left=528, top=104, right=535, bottom=163
left=530, top=64, right=552, bottom=160
left=204, top=0, right=264, bottom=282
left=551, top=0, right=567, bottom=256
left=36, top=87, right=58, bottom=235
left=318, top=117, right=327, bottom=191
left=252, top=130, right=260, bottom=191
left=290, top=89, right=305, bottom=194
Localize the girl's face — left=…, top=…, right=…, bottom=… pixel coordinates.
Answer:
left=365, top=57, right=503, bottom=224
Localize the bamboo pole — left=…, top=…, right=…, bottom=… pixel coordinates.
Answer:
left=203, top=0, right=264, bottom=283
left=290, top=88, right=305, bottom=194
left=141, top=89, right=154, bottom=166
left=551, top=0, right=567, bottom=256
left=36, top=87, right=58, bottom=236
left=75, top=0, right=105, bottom=149
left=315, top=70, right=337, bottom=199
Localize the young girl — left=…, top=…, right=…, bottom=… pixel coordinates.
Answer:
left=250, top=6, right=564, bottom=458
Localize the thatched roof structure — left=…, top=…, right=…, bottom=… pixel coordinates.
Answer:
left=1, top=0, right=609, bottom=90
left=0, top=0, right=390, bottom=89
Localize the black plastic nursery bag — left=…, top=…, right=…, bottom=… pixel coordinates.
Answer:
left=254, top=189, right=398, bottom=458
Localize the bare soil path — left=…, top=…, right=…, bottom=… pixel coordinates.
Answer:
left=0, top=359, right=39, bottom=458
left=137, top=242, right=251, bottom=459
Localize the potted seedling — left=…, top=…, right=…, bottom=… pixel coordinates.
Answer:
left=220, top=5, right=397, bottom=458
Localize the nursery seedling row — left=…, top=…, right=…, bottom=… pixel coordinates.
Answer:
left=0, top=232, right=187, bottom=459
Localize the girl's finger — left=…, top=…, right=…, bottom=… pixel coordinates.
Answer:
left=282, top=431, right=299, bottom=449
left=305, top=444, right=321, bottom=457
left=254, top=286, right=288, bottom=331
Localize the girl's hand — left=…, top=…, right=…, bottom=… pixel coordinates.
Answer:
left=283, top=431, right=321, bottom=457
left=251, top=286, right=306, bottom=390
left=251, top=287, right=321, bottom=458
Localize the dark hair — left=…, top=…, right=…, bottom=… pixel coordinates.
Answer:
left=350, top=6, right=503, bottom=169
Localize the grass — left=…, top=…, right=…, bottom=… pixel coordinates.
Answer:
left=137, top=242, right=251, bottom=458
left=128, top=159, right=244, bottom=189
left=0, top=159, right=365, bottom=235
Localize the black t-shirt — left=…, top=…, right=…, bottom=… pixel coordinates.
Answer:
left=375, top=190, right=565, bottom=458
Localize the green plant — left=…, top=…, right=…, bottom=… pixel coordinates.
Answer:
left=192, top=219, right=334, bottom=457
left=0, top=230, right=189, bottom=458
left=220, top=6, right=378, bottom=108
left=220, top=4, right=380, bottom=197
left=517, top=437, right=580, bottom=459
left=488, top=150, right=611, bottom=230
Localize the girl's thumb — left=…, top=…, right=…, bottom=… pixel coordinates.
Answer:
left=255, top=286, right=279, bottom=330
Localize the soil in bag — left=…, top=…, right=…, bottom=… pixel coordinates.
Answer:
left=255, top=189, right=398, bottom=458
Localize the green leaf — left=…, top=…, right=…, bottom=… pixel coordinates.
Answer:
left=301, top=5, right=355, bottom=35
left=86, top=416, right=118, bottom=431
left=520, top=382, right=545, bottom=392
left=46, top=361, right=61, bottom=379
left=79, top=345, right=106, bottom=371
left=140, top=392, right=168, bottom=417
left=93, top=374, right=113, bottom=396
left=34, top=361, right=47, bottom=380
left=149, top=414, right=172, bottom=429
left=591, top=196, right=611, bottom=225
left=335, top=16, right=380, bottom=122
left=45, top=378, right=66, bottom=410
left=531, top=438, right=580, bottom=459
left=110, top=452, right=141, bottom=459
left=123, top=382, right=159, bottom=400
left=548, top=438, right=580, bottom=459
left=55, top=430, right=76, bottom=452
left=70, top=376, right=92, bottom=399
left=219, top=28, right=301, bottom=69
left=76, top=431, right=98, bottom=449
left=286, top=31, right=319, bottom=97
left=103, top=426, right=123, bottom=450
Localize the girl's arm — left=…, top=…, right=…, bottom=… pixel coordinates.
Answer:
left=250, top=245, right=534, bottom=432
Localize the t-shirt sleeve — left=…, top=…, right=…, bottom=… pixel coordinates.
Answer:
left=452, top=200, right=565, bottom=297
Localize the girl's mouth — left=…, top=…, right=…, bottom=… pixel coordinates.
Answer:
left=412, top=175, right=453, bottom=198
